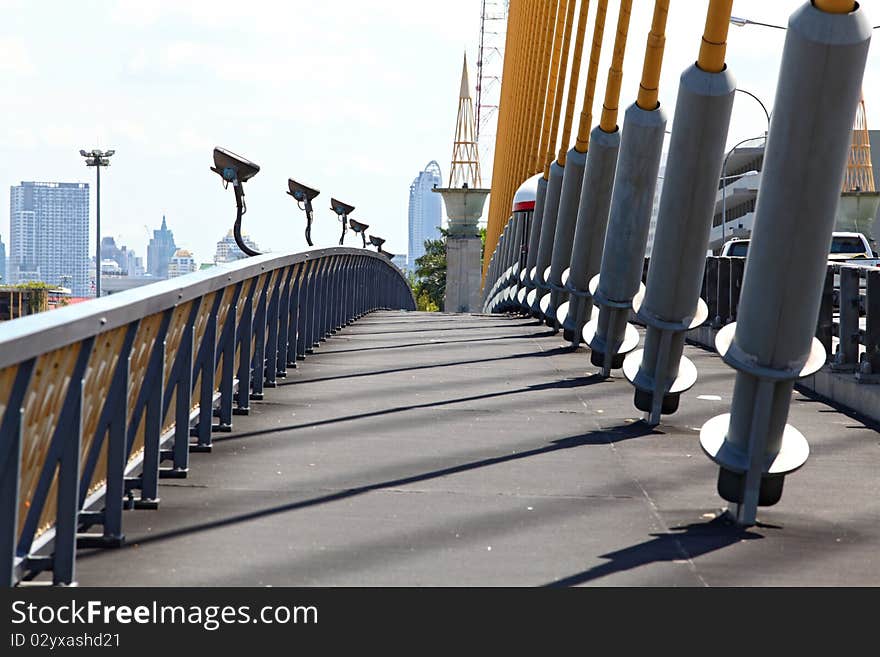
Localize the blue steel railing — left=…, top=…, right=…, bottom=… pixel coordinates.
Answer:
left=0, top=247, right=414, bottom=586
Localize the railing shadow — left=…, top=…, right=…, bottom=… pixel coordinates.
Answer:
left=77, top=423, right=657, bottom=558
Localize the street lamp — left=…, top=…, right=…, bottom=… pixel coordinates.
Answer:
left=720, top=137, right=766, bottom=246
left=729, top=16, right=786, bottom=30
left=80, top=148, right=114, bottom=297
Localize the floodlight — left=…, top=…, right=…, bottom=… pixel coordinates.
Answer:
left=330, top=198, right=356, bottom=246
left=210, top=147, right=261, bottom=256
left=287, top=179, right=321, bottom=247
left=369, top=235, right=386, bottom=250
left=348, top=218, right=370, bottom=248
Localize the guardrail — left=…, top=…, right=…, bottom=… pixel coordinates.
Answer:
left=0, top=247, right=415, bottom=586
left=699, top=256, right=880, bottom=379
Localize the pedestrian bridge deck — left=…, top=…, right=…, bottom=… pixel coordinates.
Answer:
left=68, top=311, right=880, bottom=586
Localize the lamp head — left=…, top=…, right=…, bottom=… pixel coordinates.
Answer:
left=287, top=179, right=320, bottom=204
left=349, top=218, right=369, bottom=234
left=211, top=147, right=260, bottom=184
left=330, top=198, right=355, bottom=217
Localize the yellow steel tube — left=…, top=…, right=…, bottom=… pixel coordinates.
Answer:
left=697, top=0, right=733, bottom=74
left=511, top=0, right=541, bottom=197
left=528, top=0, right=558, bottom=176
left=535, top=0, right=566, bottom=174
left=814, top=0, right=855, bottom=13
left=599, top=0, right=633, bottom=133
left=484, top=0, right=525, bottom=273
left=636, top=0, right=669, bottom=111
left=574, top=0, right=608, bottom=153
left=542, top=0, right=577, bottom=178
left=557, top=0, right=591, bottom=166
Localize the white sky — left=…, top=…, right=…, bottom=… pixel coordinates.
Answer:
left=2, top=0, right=880, bottom=265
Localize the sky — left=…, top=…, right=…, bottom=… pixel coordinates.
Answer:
left=2, top=0, right=880, bottom=266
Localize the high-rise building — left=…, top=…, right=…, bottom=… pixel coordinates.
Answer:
left=168, top=249, right=197, bottom=278
left=0, top=233, right=6, bottom=284
left=213, top=229, right=259, bottom=264
left=9, top=181, right=89, bottom=295
left=101, top=236, right=144, bottom=276
left=407, top=161, right=443, bottom=272
left=147, top=215, right=177, bottom=279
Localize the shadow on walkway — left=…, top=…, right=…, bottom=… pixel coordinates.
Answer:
left=78, top=423, right=656, bottom=558
left=542, top=515, right=764, bottom=587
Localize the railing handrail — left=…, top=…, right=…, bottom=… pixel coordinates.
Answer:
left=0, top=247, right=410, bottom=370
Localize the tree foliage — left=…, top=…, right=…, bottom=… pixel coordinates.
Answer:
left=412, top=228, right=448, bottom=311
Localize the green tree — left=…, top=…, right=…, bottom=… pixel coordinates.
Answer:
left=413, top=229, right=448, bottom=311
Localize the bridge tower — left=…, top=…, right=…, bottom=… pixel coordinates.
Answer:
left=434, top=53, right=490, bottom=313
left=838, top=95, right=880, bottom=252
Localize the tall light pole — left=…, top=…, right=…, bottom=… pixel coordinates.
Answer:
left=80, top=148, right=114, bottom=297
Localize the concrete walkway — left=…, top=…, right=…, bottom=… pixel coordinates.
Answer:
left=71, top=311, right=880, bottom=586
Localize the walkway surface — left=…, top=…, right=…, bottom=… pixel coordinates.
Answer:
left=71, top=311, right=880, bottom=586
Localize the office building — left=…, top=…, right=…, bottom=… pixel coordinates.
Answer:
left=0, top=233, right=5, bottom=284
left=168, top=249, right=197, bottom=278
left=147, top=215, right=177, bottom=279
left=214, top=229, right=259, bottom=264
left=407, top=161, right=443, bottom=272
left=9, top=181, right=90, bottom=295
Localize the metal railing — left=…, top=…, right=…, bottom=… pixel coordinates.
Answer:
left=699, top=256, right=880, bottom=379
left=0, top=247, right=415, bottom=586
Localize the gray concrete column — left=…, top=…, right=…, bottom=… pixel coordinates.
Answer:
left=701, top=2, right=872, bottom=526
left=546, top=149, right=589, bottom=328
left=562, top=127, right=620, bottom=345
left=522, top=176, right=548, bottom=313
left=584, top=103, right=667, bottom=375
left=625, top=63, right=735, bottom=424
left=530, top=162, right=565, bottom=323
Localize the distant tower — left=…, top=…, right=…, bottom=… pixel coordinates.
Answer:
left=844, top=95, right=876, bottom=192
left=434, top=54, right=491, bottom=313
left=407, top=161, right=443, bottom=271
left=448, top=53, right=483, bottom=189
left=838, top=95, right=880, bottom=253
left=476, top=0, right=509, bottom=179
left=147, top=215, right=177, bottom=279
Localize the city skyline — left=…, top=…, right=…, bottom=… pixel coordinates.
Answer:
left=2, top=2, right=880, bottom=267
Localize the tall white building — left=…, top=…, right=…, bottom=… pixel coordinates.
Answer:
left=407, top=161, right=443, bottom=272
left=214, top=229, right=259, bottom=264
left=9, top=181, right=90, bottom=296
left=168, top=249, right=197, bottom=278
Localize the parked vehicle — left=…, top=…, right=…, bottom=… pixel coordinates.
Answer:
left=719, top=232, right=880, bottom=266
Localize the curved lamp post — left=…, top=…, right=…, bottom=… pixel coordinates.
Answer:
left=211, top=147, right=261, bottom=257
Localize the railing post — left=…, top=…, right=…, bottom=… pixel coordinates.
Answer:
left=286, top=264, right=303, bottom=367
left=236, top=283, right=254, bottom=413
left=192, top=294, right=222, bottom=452
left=0, top=360, right=34, bottom=586
left=276, top=266, right=294, bottom=379
left=858, top=268, right=880, bottom=380
left=729, top=257, right=744, bottom=323
left=216, top=283, right=242, bottom=430
left=264, top=272, right=283, bottom=388
left=297, top=260, right=313, bottom=358
left=835, top=265, right=860, bottom=370
left=251, top=275, right=270, bottom=401
left=128, top=310, right=172, bottom=509
left=816, top=266, right=835, bottom=358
